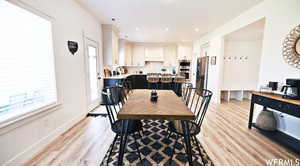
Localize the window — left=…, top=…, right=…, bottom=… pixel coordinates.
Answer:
left=0, top=1, right=57, bottom=122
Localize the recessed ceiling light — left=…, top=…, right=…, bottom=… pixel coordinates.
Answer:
left=135, top=27, right=140, bottom=31
left=165, top=27, right=169, bottom=31
left=195, top=28, right=200, bottom=32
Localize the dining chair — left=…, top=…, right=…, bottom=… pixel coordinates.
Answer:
left=181, top=82, right=193, bottom=105
left=124, top=77, right=133, bottom=91
left=167, top=88, right=213, bottom=163
left=116, top=82, right=128, bottom=105
left=102, top=87, right=143, bottom=165
left=173, top=76, right=185, bottom=96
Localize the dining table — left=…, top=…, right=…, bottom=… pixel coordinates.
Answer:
left=117, top=89, right=196, bottom=166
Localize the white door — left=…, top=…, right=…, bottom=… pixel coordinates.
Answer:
left=85, top=38, right=101, bottom=111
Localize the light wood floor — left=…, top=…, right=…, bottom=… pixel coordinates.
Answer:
left=24, top=100, right=298, bottom=166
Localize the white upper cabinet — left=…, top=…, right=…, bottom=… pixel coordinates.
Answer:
left=145, top=46, right=164, bottom=61
left=124, top=42, right=133, bottom=66
left=177, top=43, right=193, bottom=60
left=102, top=24, right=119, bottom=66
left=163, top=45, right=177, bottom=67
left=118, top=39, right=126, bottom=66
left=111, top=31, right=119, bottom=66
left=119, top=39, right=133, bottom=66
left=132, top=45, right=145, bottom=66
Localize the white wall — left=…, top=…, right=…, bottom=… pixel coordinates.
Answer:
left=0, top=0, right=103, bottom=165
left=193, top=0, right=300, bottom=139
left=222, top=40, right=263, bottom=90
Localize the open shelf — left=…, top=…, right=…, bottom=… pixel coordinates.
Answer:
left=252, top=123, right=300, bottom=156
left=221, top=90, right=252, bottom=101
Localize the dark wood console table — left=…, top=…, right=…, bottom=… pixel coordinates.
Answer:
left=249, top=91, right=300, bottom=155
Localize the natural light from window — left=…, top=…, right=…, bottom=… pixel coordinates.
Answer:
left=0, top=1, right=57, bottom=122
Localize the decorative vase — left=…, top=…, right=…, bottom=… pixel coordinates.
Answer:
left=256, top=109, right=277, bottom=131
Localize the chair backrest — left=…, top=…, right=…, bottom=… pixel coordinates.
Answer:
left=181, top=83, right=193, bottom=104
left=186, top=88, right=213, bottom=127
left=160, top=75, right=172, bottom=83
left=147, top=76, right=160, bottom=83
left=115, top=82, right=128, bottom=104
left=147, top=73, right=161, bottom=76
left=102, top=87, right=124, bottom=127
left=173, top=76, right=185, bottom=83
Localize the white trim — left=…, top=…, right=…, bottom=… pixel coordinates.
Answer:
left=0, top=103, right=62, bottom=135
left=83, top=33, right=101, bottom=111
left=0, top=0, right=60, bottom=131
left=2, top=112, right=87, bottom=166
left=7, top=0, right=55, bottom=21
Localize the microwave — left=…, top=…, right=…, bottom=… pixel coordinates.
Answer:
left=179, top=61, right=191, bottom=66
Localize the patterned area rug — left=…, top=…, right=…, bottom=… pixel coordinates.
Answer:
left=100, top=120, right=214, bottom=166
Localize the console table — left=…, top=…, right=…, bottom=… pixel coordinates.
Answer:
left=249, top=91, right=300, bottom=154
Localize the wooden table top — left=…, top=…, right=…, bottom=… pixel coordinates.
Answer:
left=251, top=91, right=300, bottom=106
left=117, top=90, right=196, bottom=120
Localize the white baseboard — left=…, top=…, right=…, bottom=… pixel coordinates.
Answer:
left=3, top=112, right=87, bottom=166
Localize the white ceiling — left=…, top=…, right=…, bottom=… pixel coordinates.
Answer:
left=225, top=18, right=265, bottom=41
left=77, top=0, right=262, bottom=43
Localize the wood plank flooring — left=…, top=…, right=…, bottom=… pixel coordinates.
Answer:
left=24, top=100, right=298, bottom=166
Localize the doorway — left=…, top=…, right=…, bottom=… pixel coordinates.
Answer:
left=221, top=18, right=265, bottom=101
left=85, top=38, right=101, bottom=111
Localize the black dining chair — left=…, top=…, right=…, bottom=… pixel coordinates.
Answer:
left=181, top=82, right=193, bottom=105
left=115, top=83, right=128, bottom=105
left=102, top=87, right=143, bottom=165
left=173, top=76, right=185, bottom=96
left=167, top=88, right=213, bottom=163
left=166, top=82, right=192, bottom=133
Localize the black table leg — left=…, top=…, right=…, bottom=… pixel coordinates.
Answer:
left=118, top=119, right=129, bottom=166
left=248, top=102, right=254, bottom=129
left=181, top=120, right=193, bottom=166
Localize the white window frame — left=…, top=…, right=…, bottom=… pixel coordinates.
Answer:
left=0, top=0, right=60, bottom=128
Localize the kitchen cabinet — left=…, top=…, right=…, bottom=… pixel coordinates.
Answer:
left=163, top=45, right=177, bottom=67
left=132, top=45, right=145, bottom=66
left=118, top=39, right=126, bottom=66
left=145, top=46, right=164, bottom=61
left=177, top=43, right=193, bottom=60
left=130, top=75, right=147, bottom=89
left=124, top=42, right=133, bottom=66
left=119, top=39, right=133, bottom=66
left=102, top=24, right=119, bottom=66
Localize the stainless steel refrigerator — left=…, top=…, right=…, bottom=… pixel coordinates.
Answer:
left=196, top=56, right=209, bottom=90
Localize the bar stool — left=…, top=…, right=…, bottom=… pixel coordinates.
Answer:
left=173, top=76, right=185, bottom=96
left=147, top=73, right=160, bottom=91
left=161, top=73, right=173, bottom=89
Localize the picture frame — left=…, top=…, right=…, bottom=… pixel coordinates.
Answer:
left=211, top=56, right=216, bottom=65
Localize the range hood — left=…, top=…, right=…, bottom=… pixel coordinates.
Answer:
left=145, top=46, right=164, bottom=62
left=145, top=59, right=164, bottom=62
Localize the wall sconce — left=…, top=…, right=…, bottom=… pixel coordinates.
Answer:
left=68, top=41, right=78, bottom=55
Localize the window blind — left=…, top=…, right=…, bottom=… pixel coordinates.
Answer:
left=0, top=1, right=57, bottom=121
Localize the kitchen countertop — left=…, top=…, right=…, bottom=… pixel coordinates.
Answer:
left=103, top=74, right=146, bottom=79
left=103, top=73, right=184, bottom=79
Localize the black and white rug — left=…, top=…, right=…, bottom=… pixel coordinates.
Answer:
left=100, top=120, right=214, bottom=166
